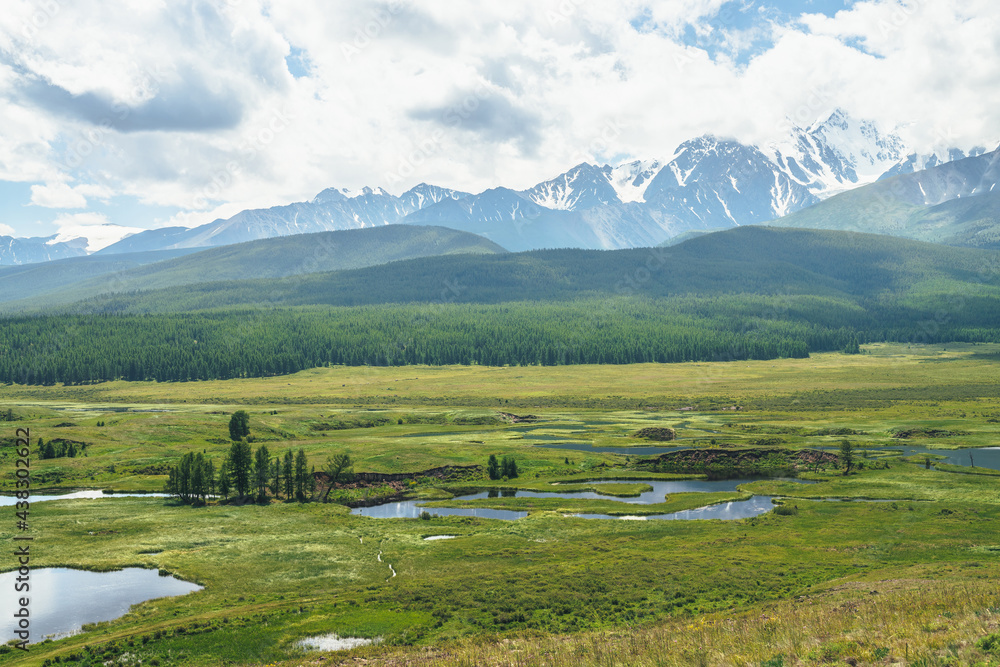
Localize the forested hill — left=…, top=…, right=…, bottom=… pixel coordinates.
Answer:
left=0, top=225, right=507, bottom=313
left=59, top=227, right=1000, bottom=314
left=2, top=227, right=999, bottom=385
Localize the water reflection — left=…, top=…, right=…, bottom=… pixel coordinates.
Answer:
left=352, top=478, right=810, bottom=521
left=573, top=495, right=778, bottom=521
left=0, top=568, right=201, bottom=640
left=0, top=491, right=170, bottom=507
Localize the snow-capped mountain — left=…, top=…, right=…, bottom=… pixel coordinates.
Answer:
left=770, top=146, right=1000, bottom=248
left=878, top=147, right=992, bottom=181
left=765, top=109, right=909, bottom=198
left=82, top=108, right=993, bottom=257
left=0, top=235, right=89, bottom=265
left=642, top=136, right=820, bottom=229
left=609, top=159, right=663, bottom=204
left=520, top=163, right=622, bottom=211
left=99, top=184, right=470, bottom=254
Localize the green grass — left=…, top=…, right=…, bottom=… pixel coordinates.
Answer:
left=2, top=343, right=1000, bottom=666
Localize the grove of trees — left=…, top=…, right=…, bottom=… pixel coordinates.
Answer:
left=487, top=454, right=518, bottom=480
left=165, top=445, right=316, bottom=505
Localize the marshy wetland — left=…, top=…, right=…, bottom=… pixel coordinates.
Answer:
left=2, top=343, right=1000, bottom=666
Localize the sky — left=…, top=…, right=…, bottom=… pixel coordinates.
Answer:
left=0, top=0, right=998, bottom=243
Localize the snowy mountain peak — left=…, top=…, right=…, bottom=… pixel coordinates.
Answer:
left=762, top=108, right=907, bottom=197
left=314, top=186, right=392, bottom=202
left=311, top=187, right=348, bottom=204
left=520, top=163, right=622, bottom=211
left=808, top=107, right=851, bottom=133
left=609, top=159, right=663, bottom=203
left=398, top=183, right=470, bottom=214
left=343, top=186, right=392, bottom=199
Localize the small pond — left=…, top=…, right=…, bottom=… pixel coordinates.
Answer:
left=573, top=495, right=779, bottom=521
left=894, top=445, right=1000, bottom=471
left=297, top=634, right=380, bottom=651
left=0, top=568, right=201, bottom=640
left=818, top=445, right=1000, bottom=471
left=353, top=501, right=527, bottom=520
left=352, top=478, right=812, bottom=520
left=0, top=491, right=170, bottom=507
left=538, top=443, right=687, bottom=456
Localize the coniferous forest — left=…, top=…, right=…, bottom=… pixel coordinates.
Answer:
left=1, top=295, right=999, bottom=384
left=2, top=228, right=999, bottom=385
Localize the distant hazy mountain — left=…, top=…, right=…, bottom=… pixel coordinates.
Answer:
left=99, top=184, right=469, bottom=254
left=0, top=235, right=89, bottom=265
left=0, top=225, right=506, bottom=313
left=769, top=147, right=1000, bottom=247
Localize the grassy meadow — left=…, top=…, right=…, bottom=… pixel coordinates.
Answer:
left=1, top=343, right=999, bottom=666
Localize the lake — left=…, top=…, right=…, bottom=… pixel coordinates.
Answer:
left=0, top=568, right=201, bottom=641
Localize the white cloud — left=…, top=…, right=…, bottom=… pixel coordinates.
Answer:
left=30, top=182, right=87, bottom=208
left=0, top=223, right=15, bottom=236
left=49, top=212, right=144, bottom=252
left=0, top=0, right=997, bottom=234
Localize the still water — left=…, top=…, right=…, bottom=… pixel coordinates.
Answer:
left=352, top=478, right=809, bottom=520
left=0, top=568, right=201, bottom=641
left=573, top=495, right=779, bottom=521
left=0, top=491, right=169, bottom=507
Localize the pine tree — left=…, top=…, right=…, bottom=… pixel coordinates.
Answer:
left=229, top=440, right=253, bottom=499
left=218, top=458, right=232, bottom=499
left=254, top=445, right=270, bottom=503
left=283, top=451, right=294, bottom=500
left=487, top=454, right=500, bottom=480
left=228, top=410, right=251, bottom=441
left=269, top=457, right=281, bottom=498
left=501, top=456, right=518, bottom=479
left=295, top=448, right=309, bottom=502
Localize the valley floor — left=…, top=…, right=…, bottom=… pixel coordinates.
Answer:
left=1, top=343, right=1000, bottom=666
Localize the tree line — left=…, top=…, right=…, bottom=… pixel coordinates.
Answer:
left=165, top=443, right=316, bottom=504
left=0, top=295, right=962, bottom=385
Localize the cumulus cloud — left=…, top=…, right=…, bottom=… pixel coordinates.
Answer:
left=30, top=182, right=87, bottom=208
left=49, top=212, right=144, bottom=252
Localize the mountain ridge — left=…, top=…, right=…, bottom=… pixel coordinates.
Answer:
left=83, top=109, right=988, bottom=257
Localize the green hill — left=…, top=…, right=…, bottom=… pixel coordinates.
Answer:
left=4, top=227, right=1000, bottom=384
left=0, top=248, right=199, bottom=304
left=0, top=225, right=507, bottom=312
left=55, top=226, right=1000, bottom=314
left=768, top=149, right=1000, bottom=248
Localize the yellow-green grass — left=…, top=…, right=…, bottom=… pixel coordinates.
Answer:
left=0, top=343, right=998, bottom=408
left=311, top=573, right=1000, bottom=666
left=0, top=344, right=999, bottom=665
left=3, top=490, right=1000, bottom=666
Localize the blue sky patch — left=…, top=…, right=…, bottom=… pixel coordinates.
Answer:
left=677, top=0, right=858, bottom=65
left=285, top=46, right=311, bottom=79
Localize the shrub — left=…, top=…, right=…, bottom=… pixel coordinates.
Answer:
left=977, top=632, right=1000, bottom=655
